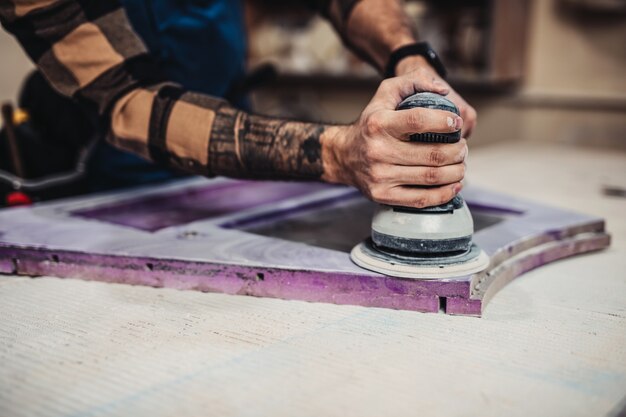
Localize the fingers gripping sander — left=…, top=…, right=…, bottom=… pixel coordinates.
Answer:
left=350, top=92, right=489, bottom=279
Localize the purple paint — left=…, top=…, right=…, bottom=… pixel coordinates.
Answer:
left=0, top=256, right=15, bottom=274
left=0, top=229, right=609, bottom=316
left=73, top=180, right=332, bottom=232
left=2, top=247, right=458, bottom=313
left=445, top=297, right=482, bottom=316
left=0, top=179, right=611, bottom=316
left=219, top=189, right=361, bottom=229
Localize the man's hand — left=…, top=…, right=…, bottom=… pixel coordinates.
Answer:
left=316, top=0, right=477, bottom=137
left=322, top=72, right=468, bottom=208
left=396, top=55, right=477, bottom=138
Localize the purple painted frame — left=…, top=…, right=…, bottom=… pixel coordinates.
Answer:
left=0, top=177, right=610, bottom=316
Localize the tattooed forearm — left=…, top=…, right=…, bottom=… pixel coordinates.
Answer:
left=108, top=83, right=327, bottom=180
left=210, top=106, right=325, bottom=180
left=109, top=84, right=326, bottom=181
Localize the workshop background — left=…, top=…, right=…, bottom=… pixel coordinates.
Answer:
left=1, top=0, right=625, bottom=150
left=1, top=1, right=625, bottom=417
left=244, top=0, right=626, bottom=149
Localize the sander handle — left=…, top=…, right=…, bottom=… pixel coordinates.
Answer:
left=396, top=92, right=461, bottom=144
left=394, top=92, right=463, bottom=211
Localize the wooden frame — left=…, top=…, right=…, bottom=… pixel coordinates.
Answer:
left=0, top=178, right=610, bottom=316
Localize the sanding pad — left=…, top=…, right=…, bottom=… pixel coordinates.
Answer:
left=350, top=239, right=490, bottom=279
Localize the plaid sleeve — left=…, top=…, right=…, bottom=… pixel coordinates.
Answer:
left=0, top=0, right=326, bottom=179
left=0, top=0, right=157, bottom=115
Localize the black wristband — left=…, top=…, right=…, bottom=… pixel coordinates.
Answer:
left=384, top=42, right=447, bottom=79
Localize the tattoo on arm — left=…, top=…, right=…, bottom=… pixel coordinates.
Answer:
left=210, top=105, right=325, bottom=180
left=111, top=84, right=326, bottom=181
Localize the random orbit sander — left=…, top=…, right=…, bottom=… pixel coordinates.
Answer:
left=350, top=92, right=490, bottom=279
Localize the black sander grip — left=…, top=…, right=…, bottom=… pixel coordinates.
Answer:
left=391, top=92, right=463, bottom=214
left=396, top=92, right=461, bottom=144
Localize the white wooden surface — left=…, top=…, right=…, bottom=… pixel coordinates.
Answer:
left=1, top=143, right=625, bottom=417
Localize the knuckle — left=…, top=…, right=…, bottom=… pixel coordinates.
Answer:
left=463, top=107, right=477, bottom=127
left=418, top=187, right=453, bottom=207
left=407, top=110, right=425, bottom=130
left=453, top=142, right=467, bottom=162
left=413, top=196, right=428, bottom=209
left=448, top=165, right=465, bottom=184
left=378, top=78, right=393, bottom=92
left=423, top=167, right=440, bottom=185
left=445, top=186, right=457, bottom=202
left=364, top=114, right=384, bottom=137
left=363, top=147, right=375, bottom=163
left=458, top=164, right=466, bottom=180
left=369, top=185, right=389, bottom=202
left=431, top=191, right=449, bottom=206
left=428, top=148, right=446, bottom=166
left=370, top=165, right=387, bottom=183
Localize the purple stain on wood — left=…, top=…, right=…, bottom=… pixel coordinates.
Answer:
left=445, top=297, right=482, bottom=316
left=73, top=180, right=332, bottom=232
left=219, top=189, right=361, bottom=229
left=1, top=247, right=454, bottom=313
left=0, top=178, right=611, bottom=316
left=0, top=256, right=16, bottom=274
left=0, top=247, right=473, bottom=297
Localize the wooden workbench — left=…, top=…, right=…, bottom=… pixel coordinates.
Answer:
left=1, top=143, right=625, bottom=417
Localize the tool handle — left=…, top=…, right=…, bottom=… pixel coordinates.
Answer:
left=393, top=92, right=463, bottom=211
left=396, top=92, right=461, bottom=144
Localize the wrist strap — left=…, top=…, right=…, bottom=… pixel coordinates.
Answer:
left=384, top=42, right=447, bottom=79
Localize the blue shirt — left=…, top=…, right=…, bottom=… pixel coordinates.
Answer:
left=88, top=0, right=247, bottom=191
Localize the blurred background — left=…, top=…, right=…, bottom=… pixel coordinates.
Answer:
left=0, top=0, right=625, bottom=200
left=244, top=0, right=626, bottom=149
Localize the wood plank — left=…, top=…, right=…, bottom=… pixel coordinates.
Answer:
left=0, top=176, right=610, bottom=315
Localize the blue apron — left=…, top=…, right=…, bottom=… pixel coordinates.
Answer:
left=88, top=0, right=247, bottom=191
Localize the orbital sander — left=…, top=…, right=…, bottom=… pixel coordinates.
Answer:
left=350, top=92, right=489, bottom=279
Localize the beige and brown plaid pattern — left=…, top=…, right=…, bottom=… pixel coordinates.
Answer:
left=0, top=0, right=333, bottom=179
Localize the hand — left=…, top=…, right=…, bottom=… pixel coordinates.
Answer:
left=322, top=72, right=468, bottom=208
left=396, top=55, right=477, bottom=138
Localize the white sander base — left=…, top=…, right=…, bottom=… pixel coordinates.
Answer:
left=350, top=239, right=490, bottom=280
